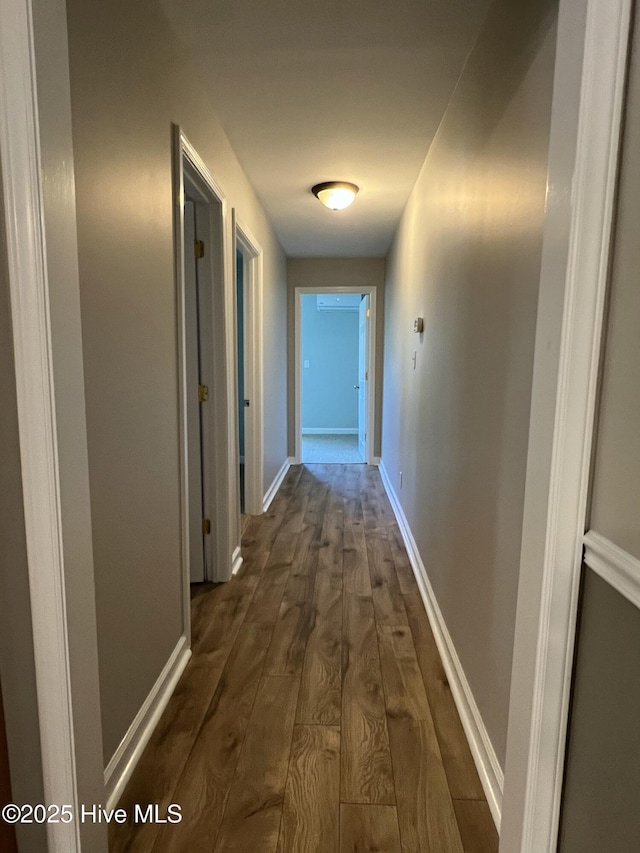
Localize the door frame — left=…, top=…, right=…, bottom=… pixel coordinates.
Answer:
left=357, top=293, right=369, bottom=462
left=173, top=126, right=236, bottom=596
left=182, top=195, right=210, bottom=583
left=500, top=0, right=633, bottom=850
left=0, top=0, right=107, bottom=850
left=294, top=285, right=377, bottom=465
left=233, top=214, right=264, bottom=517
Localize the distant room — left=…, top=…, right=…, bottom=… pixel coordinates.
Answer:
left=301, top=292, right=369, bottom=464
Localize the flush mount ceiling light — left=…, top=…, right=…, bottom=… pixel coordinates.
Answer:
left=311, top=181, right=359, bottom=211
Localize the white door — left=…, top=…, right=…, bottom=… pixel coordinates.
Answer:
left=184, top=199, right=206, bottom=583
left=358, top=295, right=369, bottom=462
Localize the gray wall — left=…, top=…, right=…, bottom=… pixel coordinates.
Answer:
left=301, top=295, right=359, bottom=431
left=588, top=3, right=640, bottom=562
left=288, top=258, right=386, bottom=456
left=66, top=0, right=288, bottom=764
left=559, top=9, right=640, bottom=848
left=381, top=0, right=557, bottom=767
left=558, top=570, right=640, bottom=853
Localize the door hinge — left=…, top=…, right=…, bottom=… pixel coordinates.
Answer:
left=202, top=518, right=211, bottom=535
left=365, top=371, right=368, bottom=381
left=366, top=308, right=370, bottom=317
left=198, top=384, right=209, bottom=402
left=194, top=239, right=205, bottom=259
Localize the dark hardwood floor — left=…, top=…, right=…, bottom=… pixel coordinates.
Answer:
left=110, top=464, right=498, bottom=853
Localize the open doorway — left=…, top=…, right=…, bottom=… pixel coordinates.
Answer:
left=174, top=126, right=237, bottom=614
left=233, top=216, right=264, bottom=518
left=236, top=249, right=246, bottom=513
left=295, top=287, right=376, bottom=464
left=182, top=191, right=213, bottom=583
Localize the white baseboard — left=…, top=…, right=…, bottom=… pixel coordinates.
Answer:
left=263, top=458, right=292, bottom=512
left=371, top=456, right=381, bottom=466
left=231, top=544, right=243, bottom=577
left=379, top=461, right=503, bottom=830
left=104, top=635, right=191, bottom=810
left=302, top=427, right=359, bottom=435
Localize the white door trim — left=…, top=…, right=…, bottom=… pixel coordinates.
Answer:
left=0, top=0, right=101, bottom=850
left=500, top=1, right=632, bottom=851
left=173, top=126, right=235, bottom=589
left=233, top=214, right=264, bottom=516
left=294, top=285, right=377, bottom=465
left=357, top=294, right=369, bottom=462
left=583, top=531, right=640, bottom=617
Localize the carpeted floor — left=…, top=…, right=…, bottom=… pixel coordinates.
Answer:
left=301, top=433, right=364, bottom=463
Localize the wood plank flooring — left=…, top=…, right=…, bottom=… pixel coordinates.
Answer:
left=109, top=464, right=498, bottom=853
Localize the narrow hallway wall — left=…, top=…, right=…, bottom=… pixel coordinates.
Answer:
left=66, top=0, right=288, bottom=767
left=381, top=0, right=558, bottom=771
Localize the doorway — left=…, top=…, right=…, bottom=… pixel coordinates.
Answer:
left=357, top=294, right=369, bottom=461
left=174, top=127, right=236, bottom=610
left=500, top=0, right=634, bottom=849
left=236, top=249, right=246, bottom=514
left=295, top=287, right=376, bottom=465
left=183, top=192, right=211, bottom=583
left=233, top=216, right=264, bottom=517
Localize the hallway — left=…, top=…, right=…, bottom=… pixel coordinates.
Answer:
left=110, top=464, right=497, bottom=853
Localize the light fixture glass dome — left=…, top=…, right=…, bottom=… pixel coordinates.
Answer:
left=311, top=181, right=359, bottom=210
